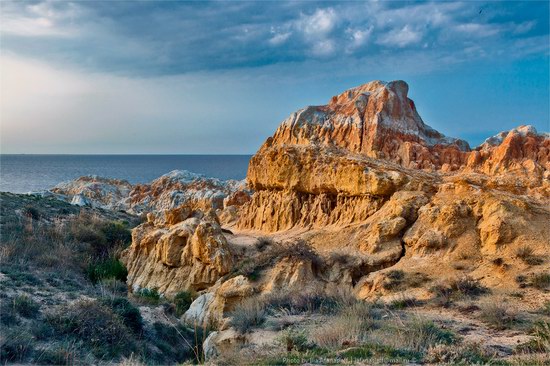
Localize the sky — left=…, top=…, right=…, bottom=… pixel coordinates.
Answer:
left=0, top=0, right=548, bottom=154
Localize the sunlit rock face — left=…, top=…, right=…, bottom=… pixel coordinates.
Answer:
left=121, top=81, right=548, bottom=328
left=121, top=204, right=234, bottom=296
left=269, top=80, right=471, bottom=171
left=240, top=80, right=550, bottom=233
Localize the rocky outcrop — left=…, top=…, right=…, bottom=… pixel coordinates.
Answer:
left=126, top=170, right=248, bottom=215
left=50, top=170, right=249, bottom=216
left=120, top=80, right=548, bottom=329
left=51, top=176, right=132, bottom=210
left=270, top=80, right=470, bottom=171
left=121, top=204, right=234, bottom=295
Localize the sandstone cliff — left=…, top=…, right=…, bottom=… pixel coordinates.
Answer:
left=118, top=80, right=549, bottom=329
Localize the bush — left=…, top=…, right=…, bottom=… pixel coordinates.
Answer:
left=278, top=328, right=311, bottom=352
left=23, top=205, right=41, bottom=220
left=174, top=291, right=195, bottom=317
left=148, top=322, right=196, bottom=363
left=230, top=298, right=266, bottom=333
left=45, top=299, right=136, bottom=358
left=310, top=301, right=380, bottom=349
left=264, top=290, right=340, bottom=315
left=478, top=302, right=518, bottom=330
left=516, top=246, right=544, bottom=265
left=136, top=288, right=161, bottom=303
left=87, top=257, right=128, bottom=284
left=517, top=321, right=550, bottom=353
left=0, top=327, right=34, bottom=363
left=425, top=342, right=494, bottom=364
left=13, top=295, right=40, bottom=318
left=102, top=297, right=143, bottom=335
left=531, top=272, right=550, bottom=290
left=34, top=344, right=77, bottom=365
left=430, top=276, right=488, bottom=306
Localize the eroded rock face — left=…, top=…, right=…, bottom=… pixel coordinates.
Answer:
left=121, top=204, right=234, bottom=295
left=122, top=80, right=548, bottom=329
left=50, top=170, right=250, bottom=216
left=270, top=80, right=470, bottom=170
left=126, top=170, right=248, bottom=215
left=51, top=176, right=132, bottom=210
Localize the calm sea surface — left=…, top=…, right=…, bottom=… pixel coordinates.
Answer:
left=0, top=155, right=251, bottom=193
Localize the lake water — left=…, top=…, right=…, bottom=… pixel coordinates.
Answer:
left=0, top=155, right=252, bottom=193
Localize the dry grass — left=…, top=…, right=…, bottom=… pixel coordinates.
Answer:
left=229, top=298, right=267, bottom=333
left=516, top=245, right=544, bottom=265
left=478, top=301, right=519, bottom=330
left=430, top=276, right=489, bottom=307
left=310, top=301, right=379, bottom=349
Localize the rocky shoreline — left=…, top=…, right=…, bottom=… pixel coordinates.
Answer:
left=2, top=80, right=549, bottom=365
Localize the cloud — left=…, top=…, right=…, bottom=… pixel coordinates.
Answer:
left=377, top=25, right=423, bottom=47
left=0, top=1, right=547, bottom=76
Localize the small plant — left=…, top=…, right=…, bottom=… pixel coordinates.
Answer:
left=102, top=297, right=143, bottom=334
left=13, top=295, right=40, bottom=318
left=45, top=299, right=136, bottom=358
left=425, top=342, right=494, bottom=364
left=531, top=272, right=550, bottom=290
left=399, top=319, right=456, bottom=352
left=389, top=296, right=423, bottom=309
left=87, top=257, right=128, bottom=284
left=517, top=321, right=550, bottom=353
left=173, top=291, right=195, bottom=317
left=278, top=328, right=311, bottom=352
left=230, top=298, right=266, bottom=333
left=516, top=245, right=543, bottom=265
left=478, top=302, right=518, bottom=330
left=255, top=236, right=274, bottom=252
left=0, top=327, right=34, bottom=363
left=22, top=205, right=41, bottom=220
left=135, top=288, right=161, bottom=304
left=430, top=276, right=488, bottom=306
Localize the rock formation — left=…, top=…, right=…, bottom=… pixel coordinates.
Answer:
left=51, top=170, right=249, bottom=217
left=121, top=203, right=234, bottom=295
left=51, top=176, right=132, bottom=210
left=117, top=80, right=549, bottom=328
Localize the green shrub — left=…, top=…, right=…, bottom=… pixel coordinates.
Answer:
left=517, top=321, right=550, bottom=353
left=174, top=291, right=195, bottom=317
left=87, top=257, right=128, bottom=284
left=45, top=299, right=136, bottom=358
left=13, top=295, right=40, bottom=318
left=430, top=276, right=488, bottom=306
left=0, top=327, right=34, bottom=363
left=425, top=342, right=494, bottom=364
left=102, top=297, right=143, bottom=335
left=230, top=298, right=266, bottom=333
left=101, top=221, right=132, bottom=247
left=23, top=205, right=41, bottom=220
left=148, top=322, right=196, bottom=363
left=136, top=288, right=161, bottom=303
left=34, top=345, right=76, bottom=365
left=278, top=328, right=311, bottom=352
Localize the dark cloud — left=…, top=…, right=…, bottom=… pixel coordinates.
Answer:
left=1, top=0, right=548, bottom=76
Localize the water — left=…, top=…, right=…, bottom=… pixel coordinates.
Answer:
left=0, top=155, right=252, bottom=193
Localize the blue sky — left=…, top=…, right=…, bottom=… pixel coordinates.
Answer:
left=1, top=0, right=548, bottom=154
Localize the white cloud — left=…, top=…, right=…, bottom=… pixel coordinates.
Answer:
left=310, top=39, right=335, bottom=56
left=453, top=23, right=501, bottom=38
left=269, top=31, right=292, bottom=46
left=297, top=8, right=337, bottom=39
left=347, top=26, right=374, bottom=48
left=377, top=25, right=423, bottom=47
